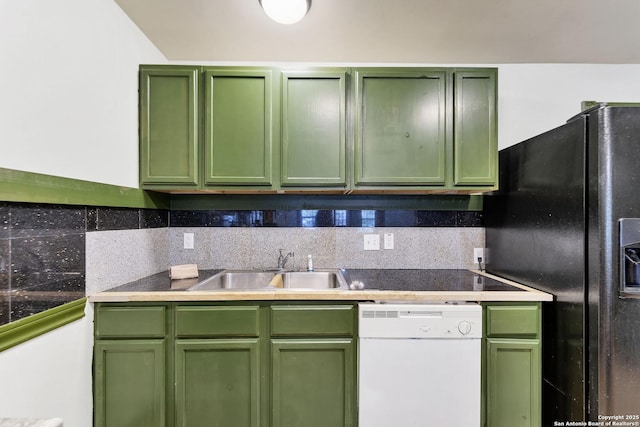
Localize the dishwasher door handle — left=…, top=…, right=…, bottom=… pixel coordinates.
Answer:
left=398, top=310, right=443, bottom=318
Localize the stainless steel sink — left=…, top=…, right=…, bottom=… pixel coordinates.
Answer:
left=187, top=269, right=349, bottom=291
left=187, top=270, right=276, bottom=291
left=281, top=271, right=347, bottom=289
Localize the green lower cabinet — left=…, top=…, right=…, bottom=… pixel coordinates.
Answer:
left=93, top=302, right=547, bottom=427
left=94, top=339, right=167, bottom=427
left=174, top=339, right=261, bottom=427
left=93, top=304, right=169, bottom=427
left=484, top=303, right=542, bottom=427
left=271, top=339, right=355, bottom=427
left=486, top=338, right=541, bottom=427
left=94, top=302, right=356, bottom=427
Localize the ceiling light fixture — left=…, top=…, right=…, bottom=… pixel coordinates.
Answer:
left=260, top=0, right=311, bottom=25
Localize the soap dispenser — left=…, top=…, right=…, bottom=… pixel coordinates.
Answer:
left=307, top=254, right=314, bottom=272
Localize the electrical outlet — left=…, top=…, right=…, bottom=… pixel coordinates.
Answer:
left=383, top=233, right=394, bottom=250
left=364, top=234, right=380, bottom=250
left=184, top=233, right=194, bottom=249
left=473, top=247, right=484, bottom=263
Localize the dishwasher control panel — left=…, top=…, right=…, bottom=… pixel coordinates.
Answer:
left=358, top=302, right=482, bottom=339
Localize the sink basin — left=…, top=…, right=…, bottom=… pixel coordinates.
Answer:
left=187, top=270, right=276, bottom=291
left=187, top=269, right=348, bottom=291
left=281, top=271, right=347, bottom=289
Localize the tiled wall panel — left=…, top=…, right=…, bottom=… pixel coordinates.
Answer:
left=0, top=203, right=169, bottom=326
left=1, top=202, right=483, bottom=326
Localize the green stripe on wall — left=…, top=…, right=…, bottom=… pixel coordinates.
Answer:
left=0, top=298, right=87, bottom=353
left=0, top=168, right=169, bottom=209
left=0, top=168, right=483, bottom=211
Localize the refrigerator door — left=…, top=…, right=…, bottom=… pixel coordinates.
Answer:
left=487, top=106, right=640, bottom=422
left=588, top=106, right=640, bottom=417
left=485, top=117, right=587, bottom=423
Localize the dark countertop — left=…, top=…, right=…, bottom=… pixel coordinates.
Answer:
left=92, top=268, right=550, bottom=304
left=105, top=268, right=518, bottom=293
left=341, top=269, right=520, bottom=292
left=106, top=269, right=221, bottom=292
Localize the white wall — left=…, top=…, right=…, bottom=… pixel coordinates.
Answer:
left=0, top=304, right=94, bottom=426
left=498, top=64, right=640, bottom=148
left=0, top=1, right=165, bottom=425
left=0, top=0, right=166, bottom=188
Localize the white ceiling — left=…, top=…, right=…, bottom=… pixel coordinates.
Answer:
left=115, top=0, right=640, bottom=64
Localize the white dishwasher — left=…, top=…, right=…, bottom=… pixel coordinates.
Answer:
left=358, top=302, right=482, bottom=427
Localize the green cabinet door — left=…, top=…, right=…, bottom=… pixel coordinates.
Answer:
left=354, top=69, right=447, bottom=186
left=94, top=339, right=167, bottom=427
left=94, top=303, right=358, bottom=427
left=484, top=303, right=542, bottom=427
left=138, top=65, right=498, bottom=192
left=453, top=69, right=498, bottom=186
left=174, top=339, right=261, bottom=427
left=140, top=66, right=199, bottom=188
left=271, top=339, right=355, bottom=427
left=486, top=338, right=541, bottom=427
left=281, top=70, right=347, bottom=187
left=203, top=68, right=274, bottom=186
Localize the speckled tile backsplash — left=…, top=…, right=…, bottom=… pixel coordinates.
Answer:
left=167, top=209, right=484, bottom=270
left=169, top=226, right=484, bottom=271
left=85, top=228, right=169, bottom=295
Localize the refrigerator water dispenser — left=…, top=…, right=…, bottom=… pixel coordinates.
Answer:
left=619, top=218, right=640, bottom=294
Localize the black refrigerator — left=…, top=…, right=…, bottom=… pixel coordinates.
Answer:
left=485, top=104, right=640, bottom=424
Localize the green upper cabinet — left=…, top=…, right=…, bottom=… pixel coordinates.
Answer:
left=138, top=65, right=497, bottom=193
left=203, top=68, right=274, bottom=186
left=140, top=66, right=199, bottom=188
left=354, top=69, right=447, bottom=186
left=281, top=70, right=348, bottom=187
left=453, top=69, right=498, bottom=187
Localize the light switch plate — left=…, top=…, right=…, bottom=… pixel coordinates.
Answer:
left=384, top=233, right=394, bottom=249
left=184, top=233, right=194, bottom=249
left=364, top=234, right=380, bottom=250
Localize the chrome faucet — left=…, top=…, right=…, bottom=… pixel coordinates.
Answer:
left=277, top=249, right=294, bottom=271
